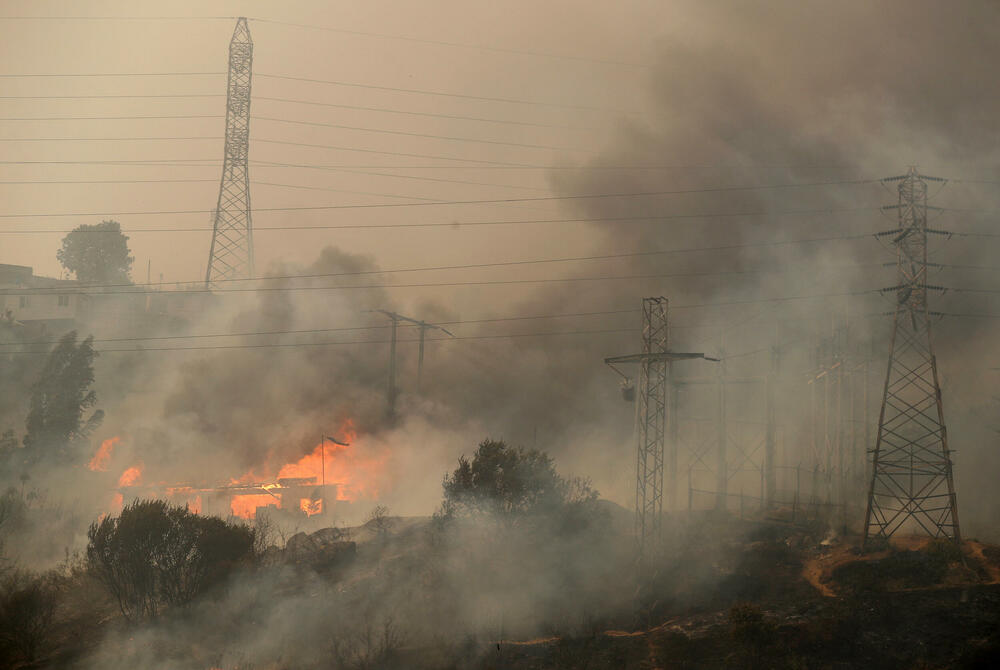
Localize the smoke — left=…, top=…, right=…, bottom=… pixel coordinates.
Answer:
left=4, top=7, right=1000, bottom=665
left=8, top=0, right=1000, bottom=542
left=0, top=2, right=1000, bottom=667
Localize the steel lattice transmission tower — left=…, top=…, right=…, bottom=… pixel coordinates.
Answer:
left=205, top=17, right=254, bottom=286
left=864, top=167, right=961, bottom=543
left=633, top=297, right=668, bottom=554
left=605, top=298, right=716, bottom=563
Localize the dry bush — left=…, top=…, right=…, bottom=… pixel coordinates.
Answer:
left=0, top=570, right=57, bottom=665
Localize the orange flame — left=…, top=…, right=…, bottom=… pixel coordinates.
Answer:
left=118, top=466, right=142, bottom=488
left=188, top=496, right=202, bottom=515
left=88, top=436, right=119, bottom=472
left=300, top=498, right=323, bottom=516
left=231, top=494, right=275, bottom=519
left=277, top=425, right=383, bottom=502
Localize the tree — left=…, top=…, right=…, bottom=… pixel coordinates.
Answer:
left=87, top=500, right=256, bottom=622
left=22, top=332, right=103, bottom=463
left=440, top=438, right=598, bottom=526
left=57, top=219, right=133, bottom=283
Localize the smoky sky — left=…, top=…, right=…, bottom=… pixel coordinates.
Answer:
left=5, top=1, right=1000, bottom=536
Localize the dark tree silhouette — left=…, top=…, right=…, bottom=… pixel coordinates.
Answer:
left=57, top=219, right=133, bottom=283
left=87, top=499, right=256, bottom=622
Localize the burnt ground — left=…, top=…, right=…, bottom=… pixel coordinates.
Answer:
left=16, top=511, right=1000, bottom=669
left=465, top=517, right=1000, bottom=670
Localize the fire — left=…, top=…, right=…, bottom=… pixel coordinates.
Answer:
left=88, top=420, right=386, bottom=521
left=118, top=466, right=142, bottom=488
left=276, top=425, right=384, bottom=502
left=300, top=498, right=322, bottom=516
left=88, top=436, right=119, bottom=472
left=231, top=494, right=275, bottom=519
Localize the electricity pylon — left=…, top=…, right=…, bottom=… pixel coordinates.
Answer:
left=605, top=297, right=717, bottom=565
left=205, top=17, right=254, bottom=287
left=864, top=168, right=961, bottom=543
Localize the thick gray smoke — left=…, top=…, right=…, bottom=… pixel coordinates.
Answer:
left=47, top=0, right=1000, bottom=539
left=5, top=2, right=1000, bottom=667
left=4, top=12, right=1000, bottom=667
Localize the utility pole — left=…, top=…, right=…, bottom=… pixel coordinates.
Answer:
left=864, top=168, right=961, bottom=544
left=414, top=320, right=454, bottom=392
left=205, top=17, right=254, bottom=287
left=604, top=297, right=718, bottom=568
left=369, top=310, right=454, bottom=417
left=716, top=329, right=727, bottom=511
left=764, top=323, right=780, bottom=507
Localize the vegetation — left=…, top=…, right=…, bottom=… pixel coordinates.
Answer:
left=440, top=437, right=599, bottom=527
left=0, top=570, right=57, bottom=667
left=22, top=332, right=103, bottom=463
left=86, top=499, right=256, bottom=622
left=366, top=504, right=393, bottom=538
left=56, top=219, right=134, bottom=284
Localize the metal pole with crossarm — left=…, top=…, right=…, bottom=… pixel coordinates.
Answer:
left=604, top=297, right=718, bottom=569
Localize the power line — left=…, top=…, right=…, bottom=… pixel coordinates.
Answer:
left=0, top=308, right=643, bottom=347
left=0, top=130, right=584, bottom=152
left=251, top=107, right=589, bottom=131
left=0, top=179, right=879, bottom=219
left=0, top=96, right=589, bottom=131
left=4, top=327, right=639, bottom=355
left=253, top=73, right=634, bottom=113
left=0, top=78, right=624, bottom=113
left=0, top=71, right=222, bottom=77
left=249, top=19, right=646, bottom=69
left=7, top=234, right=878, bottom=293
left=250, top=115, right=584, bottom=151
left=1, top=272, right=887, bottom=297
left=0, top=159, right=218, bottom=166
left=0, top=173, right=541, bottom=195
left=251, top=161, right=551, bottom=192
left=0, top=178, right=216, bottom=186
left=0, top=209, right=877, bottom=234
left=250, top=181, right=446, bottom=201
left=1, top=293, right=885, bottom=357
left=0, top=16, right=236, bottom=20
left=251, top=138, right=544, bottom=166
left=0, top=135, right=220, bottom=141
left=0, top=114, right=222, bottom=121
left=0, top=16, right=644, bottom=69
left=0, top=154, right=862, bottom=172
left=0, top=176, right=442, bottom=200
left=0, top=93, right=221, bottom=100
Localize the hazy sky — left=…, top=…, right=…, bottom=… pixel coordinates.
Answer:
left=0, top=0, right=676, bottom=294
left=5, top=1, right=1000, bottom=532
